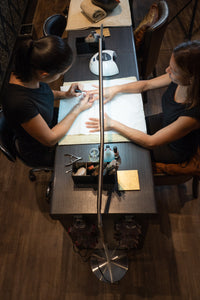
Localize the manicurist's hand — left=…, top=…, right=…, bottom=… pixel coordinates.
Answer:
left=85, top=112, right=113, bottom=132
left=75, top=94, right=95, bottom=113
left=67, top=82, right=85, bottom=97
left=88, top=85, right=119, bottom=104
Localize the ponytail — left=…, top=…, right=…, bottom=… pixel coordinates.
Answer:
left=13, top=38, right=35, bottom=81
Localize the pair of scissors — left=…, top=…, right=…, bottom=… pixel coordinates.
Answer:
left=64, top=153, right=82, bottom=167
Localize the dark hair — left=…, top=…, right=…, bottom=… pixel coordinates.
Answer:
left=13, top=36, right=73, bottom=82
left=173, top=40, right=200, bottom=108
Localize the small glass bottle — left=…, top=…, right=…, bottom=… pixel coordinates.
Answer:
left=113, top=146, right=121, bottom=164
left=104, top=145, right=114, bottom=162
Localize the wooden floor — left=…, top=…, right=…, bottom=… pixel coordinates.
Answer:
left=0, top=0, right=200, bottom=299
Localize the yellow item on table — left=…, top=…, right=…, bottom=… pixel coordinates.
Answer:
left=117, top=170, right=140, bottom=191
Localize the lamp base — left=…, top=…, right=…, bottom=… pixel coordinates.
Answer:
left=90, top=249, right=128, bottom=283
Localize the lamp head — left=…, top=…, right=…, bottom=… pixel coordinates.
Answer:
left=89, top=50, right=119, bottom=76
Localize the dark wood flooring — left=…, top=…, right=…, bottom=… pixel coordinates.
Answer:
left=0, top=0, right=200, bottom=299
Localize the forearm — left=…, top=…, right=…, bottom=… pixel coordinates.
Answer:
left=51, top=104, right=81, bottom=143
left=116, top=80, right=148, bottom=94
left=52, top=90, right=70, bottom=100
left=115, top=74, right=171, bottom=95
left=111, top=120, right=153, bottom=149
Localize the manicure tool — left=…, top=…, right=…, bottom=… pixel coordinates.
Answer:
left=64, top=153, right=82, bottom=167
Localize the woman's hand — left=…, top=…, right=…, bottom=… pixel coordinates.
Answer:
left=74, top=94, right=95, bottom=114
left=88, top=85, right=119, bottom=104
left=85, top=113, right=113, bottom=132
left=67, top=82, right=85, bottom=97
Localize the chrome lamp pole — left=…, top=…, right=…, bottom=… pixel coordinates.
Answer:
left=90, top=25, right=128, bottom=283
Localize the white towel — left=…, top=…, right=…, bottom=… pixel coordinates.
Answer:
left=80, top=0, right=107, bottom=23
left=66, top=0, right=132, bottom=31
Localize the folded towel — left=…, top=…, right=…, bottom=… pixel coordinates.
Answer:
left=80, top=0, right=107, bottom=23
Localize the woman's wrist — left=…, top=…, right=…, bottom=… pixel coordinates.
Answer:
left=106, top=118, right=115, bottom=131
left=62, top=90, right=71, bottom=99
left=110, top=119, right=116, bottom=130
left=53, top=90, right=70, bottom=100
left=72, top=103, right=82, bottom=115
left=110, top=119, right=121, bottom=131
left=116, top=85, right=124, bottom=94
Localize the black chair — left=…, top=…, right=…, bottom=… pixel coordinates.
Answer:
left=137, top=0, right=169, bottom=79
left=0, top=110, right=16, bottom=162
left=43, top=14, right=67, bottom=37
left=0, top=110, right=53, bottom=181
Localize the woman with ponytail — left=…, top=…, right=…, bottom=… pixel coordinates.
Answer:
left=2, top=36, right=94, bottom=167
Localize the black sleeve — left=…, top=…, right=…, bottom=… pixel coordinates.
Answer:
left=181, top=106, right=200, bottom=120
left=3, top=89, right=39, bottom=126
left=12, top=96, right=39, bottom=124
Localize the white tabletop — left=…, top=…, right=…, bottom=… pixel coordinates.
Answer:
left=58, top=77, right=146, bottom=145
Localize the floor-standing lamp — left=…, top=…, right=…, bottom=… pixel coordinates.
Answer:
left=90, top=25, right=128, bottom=283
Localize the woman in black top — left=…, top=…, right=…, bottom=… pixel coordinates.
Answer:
left=2, top=36, right=94, bottom=167
left=86, top=40, right=200, bottom=163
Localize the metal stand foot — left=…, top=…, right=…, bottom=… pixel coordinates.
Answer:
left=90, top=249, right=128, bottom=283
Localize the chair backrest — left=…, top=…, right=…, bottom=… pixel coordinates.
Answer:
left=139, top=0, right=169, bottom=78
left=43, top=14, right=67, bottom=37
left=0, top=110, right=16, bottom=162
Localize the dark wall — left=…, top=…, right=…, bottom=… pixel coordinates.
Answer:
left=0, top=0, right=29, bottom=95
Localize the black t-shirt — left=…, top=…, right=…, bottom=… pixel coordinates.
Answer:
left=2, top=82, right=54, bottom=151
left=162, top=82, right=200, bottom=157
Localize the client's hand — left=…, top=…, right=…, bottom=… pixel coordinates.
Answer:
left=88, top=85, right=118, bottom=104
left=85, top=113, right=113, bottom=132
left=77, top=94, right=95, bottom=113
